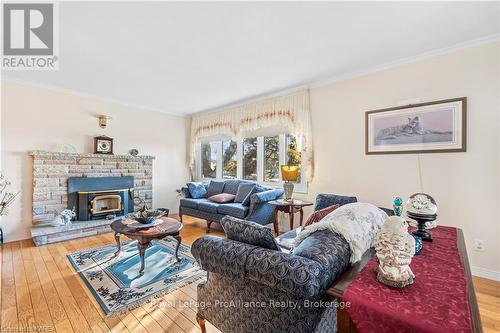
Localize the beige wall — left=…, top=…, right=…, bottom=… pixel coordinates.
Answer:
left=301, top=42, right=500, bottom=276
left=1, top=81, right=190, bottom=242
left=1, top=42, right=499, bottom=277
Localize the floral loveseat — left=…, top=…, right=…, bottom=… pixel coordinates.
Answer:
left=179, top=179, right=283, bottom=231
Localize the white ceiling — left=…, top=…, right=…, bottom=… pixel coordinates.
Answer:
left=3, top=1, right=499, bottom=115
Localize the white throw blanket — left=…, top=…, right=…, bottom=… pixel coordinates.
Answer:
left=295, top=203, right=388, bottom=263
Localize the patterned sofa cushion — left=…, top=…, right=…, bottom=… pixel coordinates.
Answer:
left=197, top=199, right=220, bottom=214
left=217, top=203, right=249, bottom=219
left=221, top=216, right=280, bottom=251
left=241, top=184, right=268, bottom=206
left=235, top=183, right=256, bottom=203
left=292, top=230, right=351, bottom=288
left=304, top=204, right=340, bottom=227
left=179, top=198, right=200, bottom=209
left=207, top=180, right=225, bottom=197
left=208, top=193, right=236, bottom=203
left=245, top=247, right=325, bottom=298
left=315, top=194, right=357, bottom=211
left=191, top=236, right=249, bottom=278
left=223, top=179, right=244, bottom=195
left=187, top=182, right=207, bottom=199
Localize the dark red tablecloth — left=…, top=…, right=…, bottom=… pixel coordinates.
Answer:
left=343, top=226, right=473, bottom=333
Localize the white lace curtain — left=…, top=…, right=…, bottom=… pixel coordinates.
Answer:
left=190, top=89, right=314, bottom=181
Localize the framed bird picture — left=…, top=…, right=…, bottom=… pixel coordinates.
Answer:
left=94, top=135, right=114, bottom=155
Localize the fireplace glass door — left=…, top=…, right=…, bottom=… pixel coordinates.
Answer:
left=90, top=194, right=122, bottom=215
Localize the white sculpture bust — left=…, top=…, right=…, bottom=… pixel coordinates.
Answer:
left=374, top=216, right=416, bottom=288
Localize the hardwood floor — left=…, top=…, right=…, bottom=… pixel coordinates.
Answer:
left=0, top=215, right=498, bottom=333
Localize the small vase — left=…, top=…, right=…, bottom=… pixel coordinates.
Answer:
left=283, top=182, right=294, bottom=201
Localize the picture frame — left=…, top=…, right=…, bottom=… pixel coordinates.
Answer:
left=365, top=97, right=466, bottom=155
left=94, top=135, right=114, bottom=155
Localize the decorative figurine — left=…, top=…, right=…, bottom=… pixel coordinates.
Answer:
left=407, top=193, right=437, bottom=242
left=393, top=196, right=423, bottom=254
left=374, top=216, right=416, bottom=288
left=407, top=193, right=437, bottom=215
left=413, top=235, right=423, bottom=255
left=50, top=208, right=76, bottom=227
left=393, top=197, right=404, bottom=216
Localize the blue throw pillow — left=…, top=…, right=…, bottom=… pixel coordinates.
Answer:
left=187, top=182, right=207, bottom=199
left=207, top=180, right=225, bottom=197
left=255, top=185, right=269, bottom=193
left=235, top=183, right=256, bottom=203
left=241, top=185, right=270, bottom=206
left=241, top=186, right=258, bottom=206
left=221, top=216, right=280, bottom=251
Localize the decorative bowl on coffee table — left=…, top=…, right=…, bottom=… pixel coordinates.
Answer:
left=126, top=209, right=169, bottom=224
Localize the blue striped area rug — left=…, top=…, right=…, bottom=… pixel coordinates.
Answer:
left=67, top=237, right=204, bottom=316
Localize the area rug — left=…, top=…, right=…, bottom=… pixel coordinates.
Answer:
left=67, top=237, right=205, bottom=316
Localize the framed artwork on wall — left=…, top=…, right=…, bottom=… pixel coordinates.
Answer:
left=365, top=97, right=466, bottom=154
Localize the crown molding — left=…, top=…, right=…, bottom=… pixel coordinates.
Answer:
left=3, top=34, right=498, bottom=117
left=309, top=33, right=500, bottom=88
left=196, top=34, right=499, bottom=115
left=0, top=77, right=187, bottom=118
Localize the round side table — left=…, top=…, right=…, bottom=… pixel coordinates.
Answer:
left=268, top=199, right=313, bottom=235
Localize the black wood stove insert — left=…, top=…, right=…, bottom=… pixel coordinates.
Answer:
left=67, top=176, right=134, bottom=221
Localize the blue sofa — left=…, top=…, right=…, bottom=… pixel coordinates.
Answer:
left=179, top=179, right=284, bottom=231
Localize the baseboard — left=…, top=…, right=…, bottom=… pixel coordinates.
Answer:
left=471, top=266, right=500, bottom=281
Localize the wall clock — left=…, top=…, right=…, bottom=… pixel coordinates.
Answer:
left=94, top=135, right=114, bottom=155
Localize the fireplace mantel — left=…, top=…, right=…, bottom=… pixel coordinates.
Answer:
left=29, top=150, right=155, bottom=160
left=29, top=150, right=155, bottom=245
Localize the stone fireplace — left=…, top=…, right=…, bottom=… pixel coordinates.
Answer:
left=29, top=151, right=154, bottom=245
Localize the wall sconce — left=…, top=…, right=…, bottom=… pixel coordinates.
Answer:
left=98, top=115, right=112, bottom=129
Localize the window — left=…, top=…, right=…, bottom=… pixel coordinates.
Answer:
left=197, top=134, right=307, bottom=192
left=264, top=136, right=280, bottom=182
left=201, top=142, right=217, bottom=179
left=286, top=134, right=301, bottom=182
left=243, top=138, right=257, bottom=180
left=222, top=140, right=237, bottom=179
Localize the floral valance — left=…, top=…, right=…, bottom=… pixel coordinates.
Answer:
left=190, top=89, right=314, bottom=181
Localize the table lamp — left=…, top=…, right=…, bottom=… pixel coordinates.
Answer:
left=280, top=165, right=299, bottom=201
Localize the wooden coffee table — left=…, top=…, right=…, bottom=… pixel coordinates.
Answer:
left=269, top=199, right=313, bottom=235
left=111, top=217, right=183, bottom=275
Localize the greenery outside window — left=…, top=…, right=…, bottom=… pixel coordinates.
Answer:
left=222, top=140, right=237, bottom=179
left=201, top=142, right=217, bottom=179
left=286, top=134, right=301, bottom=183
left=197, top=134, right=307, bottom=193
left=264, top=136, right=280, bottom=182
left=243, top=138, right=257, bottom=180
